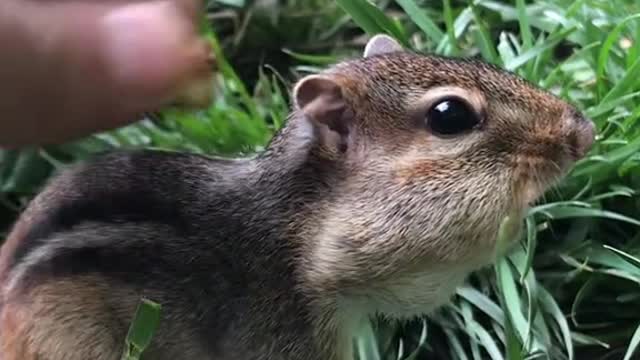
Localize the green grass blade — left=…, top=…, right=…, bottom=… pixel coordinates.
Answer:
left=122, top=299, right=162, bottom=360
left=515, top=0, right=533, bottom=50
left=444, top=327, right=470, bottom=360
left=495, top=258, right=529, bottom=350
left=521, top=217, right=538, bottom=280
left=538, top=287, right=574, bottom=360
left=395, top=0, right=444, bottom=43
left=457, top=286, right=505, bottom=324
left=515, top=0, right=534, bottom=77
left=572, top=332, right=610, bottom=349
left=282, top=49, right=339, bottom=65
left=453, top=7, right=473, bottom=38
left=355, top=320, right=382, bottom=360
left=497, top=32, right=517, bottom=66
left=459, top=303, right=483, bottom=360
left=596, top=14, right=640, bottom=99
left=442, top=0, right=458, bottom=54
left=622, top=323, right=640, bottom=360
left=470, top=5, right=500, bottom=64
left=504, top=27, right=576, bottom=71
left=504, top=313, right=524, bottom=360
left=541, top=205, right=640, bottom=226
left=570, top=135, right=640, bottom=183
left=471, top=321, right=505, bottom=360
left=403, top=320, right=428, bottom=360
left=600, top=55, right=640, bottom=106
left=336, top=0, right=409, bottom=47
left=0, top=149, right=52, bottom=194
left=603, top=245, right=640, bottom=269
left=571, top=247, right=640, bottom=279
left=542, top=41, right=601, bottom=88
left=586, top=91, right=640, bottom=119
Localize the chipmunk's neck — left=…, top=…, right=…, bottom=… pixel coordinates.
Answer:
left=230, top=114, right=356, bottom=359
left=296, top=293, right=371, bottom=360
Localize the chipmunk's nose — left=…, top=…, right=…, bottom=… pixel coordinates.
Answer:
left=572, top=112, right=596, bottom=159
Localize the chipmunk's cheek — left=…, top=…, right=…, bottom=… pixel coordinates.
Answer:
left=512, top=155, right=547, bottom=206
left=523, top=183, right=542, bottom=205
left=393, top=158, right=440, bottom=185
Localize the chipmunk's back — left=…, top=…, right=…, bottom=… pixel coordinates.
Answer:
left=0, top=149, right=318, bottom=360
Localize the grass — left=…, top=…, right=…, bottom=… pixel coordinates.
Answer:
left=121, top=299, right=161, bottom=360
left=2, top=0, right=640, bottom=359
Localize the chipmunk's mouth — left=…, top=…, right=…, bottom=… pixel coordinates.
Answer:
left=525, top=132, right=594, bottom=205
left=570, top=114, right=596, bottom=160
left=515, top=157, right=567, bottom=207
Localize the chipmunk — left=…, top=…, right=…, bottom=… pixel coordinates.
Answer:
left=0, top=34, right=595, bottom=360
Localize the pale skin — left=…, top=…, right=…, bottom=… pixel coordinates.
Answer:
left=0, top=0, right=213, bottom=148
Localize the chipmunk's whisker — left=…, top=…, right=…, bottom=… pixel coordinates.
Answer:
left=547, top=160, right=565, bottom=199
left=532, top=167, right=547, bottom=205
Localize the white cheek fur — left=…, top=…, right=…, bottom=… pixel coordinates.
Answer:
left=337, top=258, right=489, bottom=323
left=366, top=267, right=472, bottom=318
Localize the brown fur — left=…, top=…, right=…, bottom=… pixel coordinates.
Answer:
left=1, top=278, right=124, bottom=360
left=0, top=35, right=595, bottom=359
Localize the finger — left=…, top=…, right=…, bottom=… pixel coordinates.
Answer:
left=100, top=0, right=215, bottom=109
left=0, top=0, right=214, bottom=147
left=173, top=0, right=204, bottom=22
left=171, top=38, right=216, bottom=108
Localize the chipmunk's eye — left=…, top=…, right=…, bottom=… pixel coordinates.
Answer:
left=426, top=97, right=480, bottom=136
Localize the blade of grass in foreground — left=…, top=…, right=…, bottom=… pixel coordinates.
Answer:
left=504, top=314, right=524, bottom=360
left=403, top=320, right=428, bottom=360
left=515, top=0, right=534, bottom=77
left=540, top=205, right=640, bottom=226
left=538, top=287, right=574, bottom=360
left=335, top=0, right=409, bottom=47
left=121, top=299, right=161, bottom=360
left=354, top=320, right=382, bottom=360
left=623, top=323, right=640, bottom=360
left=495, top=257, right=544, bottom=353
left=603, top=245, right=640, bottom=268
left=596, top=13, right=640, bottom=99
left=395, top=0, right=445, bottom=44
left=509, top=250, right=542, bottom=352
left=457, top=286, right=505, bottom=325
left=504, top=26, right=576, bottom=72
left=470, top=4, right=500, bottom=65
left=442, top=0, right=459, bottom=54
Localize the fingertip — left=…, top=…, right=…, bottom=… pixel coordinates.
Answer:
left=169, top=38, right=217, bottom=108
left=175, top=0, right=205, bottom=22
left=100, top=1, right=214, bottom=110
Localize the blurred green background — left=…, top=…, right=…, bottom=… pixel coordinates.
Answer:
left=3, top=0, right=640, bottom=359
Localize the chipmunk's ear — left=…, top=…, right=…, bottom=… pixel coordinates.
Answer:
left=293, top=74, right=353, bottom=154
left=364, top=34, right=403, bottom=57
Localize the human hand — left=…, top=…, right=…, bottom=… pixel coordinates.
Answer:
left=0, top=0, right=215, bottom=148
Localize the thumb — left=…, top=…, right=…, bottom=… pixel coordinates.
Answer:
left=100, top=0, right=216, bottom=110
left=0, top=0, right=215, bottom=147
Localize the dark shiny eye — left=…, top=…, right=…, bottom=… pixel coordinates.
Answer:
left=426, top=97, right=480, bottom=136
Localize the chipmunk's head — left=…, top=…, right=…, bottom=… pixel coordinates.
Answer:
left=292, top=35, right=595, bottom=318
